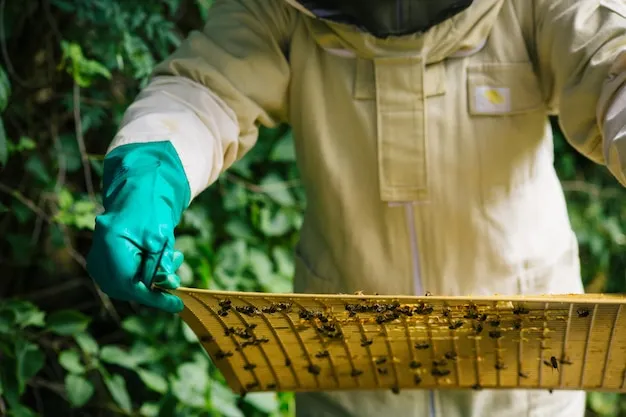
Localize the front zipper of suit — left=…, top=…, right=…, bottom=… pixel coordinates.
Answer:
left=403, top=202, right=436, bottom=417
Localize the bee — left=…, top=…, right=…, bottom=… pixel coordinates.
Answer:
left=464, top=311, right=479, bottom=319
left=495, top=361, right=507, bottom=370
left=262, top=304, right=278, bottom=314
left=550, top=356, right=559, bottom=369
left=245, top=382, right=259, bottom=390
left=307, top=364, right=321, bottom=375
left=351, top=369, right=363, bottom=377
left=576, top=308, right=590, bottom=318
left=361, top=338, right=373, bottom=347
left=218, top=309, right=229, bottom=317
left=477, top=313, right=488, bottom=322
left=315, top=350, right=330, bottom=359
left=276, top=302, right=292, bottom=312
left=236, top=305, right=259, bottom=316
left=415, top=303, right=434, bottom=315
left=391, top=386, right=400, bottom=395
left=285, top=358, right=292, bottom=367
left=266, top=383, right=277, bottom=390
left=449, top=320, right=464, bottom=330
left=377, top=367, right=389, bottom=375
left=488, top=330, right=502, bottom=339
left=513, top=305, right=530, bottom=315
left=472, top=383, right=482, bottom=390
left=375, top=357, right=387, bottom=365
left=415, top=342, right=430, bottom=350
left=444, top=351, right=457, bottom=361
left=473, top=323, right=484, bottom=335
left=489, top=319, right=501, bottom=327
left=431, top=368, right=451, bottom=377
left=200, top=334, right=214, bottom=343
left=543, top=356, right=558, bottom=370
left=243, top=363, right=257, bottom=371
left=518, top=371, right=529, bottom=379
left=414, top=374, right=423, bottom=385
left=219, top=299, right=232, bottom=309
left=299, top=309, right=314, bottom=320
left=513, top=319, right=522, bottom=330
left=442, top=306, right=452, bottom=317
left=433, top=359, right=448, bottom=367
left=425, top=291, right=433, bottom=296
left=409, top=360, right=422, bottom=369
left=215, top=350, right=233, bottom=360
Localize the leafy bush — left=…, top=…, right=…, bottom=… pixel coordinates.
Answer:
left=0, top=0, right=624, bottom=416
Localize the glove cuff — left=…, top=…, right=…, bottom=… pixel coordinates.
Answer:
left=102, top=141, right=191, bottom=223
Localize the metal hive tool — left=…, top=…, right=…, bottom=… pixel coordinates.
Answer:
left=171, top=288, right=626, bottom=396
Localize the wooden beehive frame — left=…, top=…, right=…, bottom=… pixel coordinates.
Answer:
left=172, top=288, right=626, bottom=396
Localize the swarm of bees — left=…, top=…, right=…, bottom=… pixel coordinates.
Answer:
left=192, top=294, right=608, bottom=397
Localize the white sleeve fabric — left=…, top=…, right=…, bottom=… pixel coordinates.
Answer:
left=602, top=81, right=626, bottom=186
left=108, top=75, right=240, bottom=202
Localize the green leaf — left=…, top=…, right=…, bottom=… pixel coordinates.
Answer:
left=272, top=246, right=295, bottom=278
left=1, top=300, right=45, bottom=329
left=248, top=248, right=273, bottom=281
left=121, top=316, right=148, bottom=336
left=6, top=403, right=37, bottom=417
left=269, top=130, right=296, bottom=162
left=210, top=382, right=244, bottom=417
left=65, top=374, right=94, bottom=408
left=74, top=332, right=99, bottom=355
left=0, top=65, right=11, bottom=112
left=15, top=339, right=45, bottom=395
left=59, top=350, right=85, bottom=374
left=99, top=345, right=139, bottom=369
left=171, top=362, right=209, bottom=408
left=260, top=173, right=295, bottom=207
left=15, top=136, right=36, bottom=152
left=139, top=402, right=160, bottom=417
left=245, top=392, right=280, bottom=414
left=182, top=322, right=199, bottom=344
left=259, top=207, right=291, bottom=237
left=47, top=310, right=91, bottom=336
left=103, top=373, right=132, bottom=413
left=25, top=154, right=52, bottom=184
left=588, top=392, right=619, bottom=416
left=0, top=118, right=7, bottom=166
left=137, top=368, right=168, bottom=394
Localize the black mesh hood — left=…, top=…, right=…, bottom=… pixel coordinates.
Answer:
left=295, top=0, right=474, bottom=38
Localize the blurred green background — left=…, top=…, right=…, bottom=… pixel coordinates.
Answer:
left=0, top=1, right=625, bottom=416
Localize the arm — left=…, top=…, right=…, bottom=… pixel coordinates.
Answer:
left=87, top=0, right=296, bottom=312
left=109, top=0, right=295, bottom=200
left=533, top=0, right=626, bottom=183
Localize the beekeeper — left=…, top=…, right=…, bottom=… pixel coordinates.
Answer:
left=86, top=0, right=626, bottom=416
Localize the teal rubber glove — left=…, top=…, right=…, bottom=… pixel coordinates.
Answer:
left=86, top=141, right=191, bottom=313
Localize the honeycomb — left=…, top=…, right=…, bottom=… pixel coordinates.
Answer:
left=171, top=288, right=626, bottom=396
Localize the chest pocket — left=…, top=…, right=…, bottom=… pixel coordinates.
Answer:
left=465, top=62, right=549, bottom=206
left=466, top=62, right=544, bottom=116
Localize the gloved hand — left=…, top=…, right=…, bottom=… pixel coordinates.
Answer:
left=86, top=141, right=191, bottom=313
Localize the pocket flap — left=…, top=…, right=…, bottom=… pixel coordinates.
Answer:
left=467, top=63, right=545, bottom=116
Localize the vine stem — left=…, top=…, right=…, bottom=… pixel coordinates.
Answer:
left=73, top=82, right=97, bottom=204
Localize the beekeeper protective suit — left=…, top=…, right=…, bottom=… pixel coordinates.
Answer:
left=86, top=0, right=626, bottom=416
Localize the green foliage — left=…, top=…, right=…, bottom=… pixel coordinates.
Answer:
left=0, top=1, right=623, bottom=416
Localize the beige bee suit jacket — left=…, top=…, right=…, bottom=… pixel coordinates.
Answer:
left=108, top=0, right=626, bottom=416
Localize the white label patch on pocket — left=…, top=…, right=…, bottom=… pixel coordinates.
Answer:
left=473, top=86, right=512, bottom=114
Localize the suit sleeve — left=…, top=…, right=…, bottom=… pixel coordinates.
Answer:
left=108, top=0, right=295, bottom=200
left=533, top=0, right=626, bottom=184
